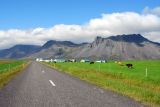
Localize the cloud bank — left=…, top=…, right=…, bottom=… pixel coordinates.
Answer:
left=0, top=7, right=160, bottom=49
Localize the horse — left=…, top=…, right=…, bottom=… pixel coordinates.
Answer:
left=90, top=61, right=94, bottom=64
left=126, top=64, right=133, bottom=68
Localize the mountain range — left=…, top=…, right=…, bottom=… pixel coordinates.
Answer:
left=0, top=34, right=160, bottom=60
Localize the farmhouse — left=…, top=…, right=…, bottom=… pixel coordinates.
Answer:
left=80, top=59, right=90, bottom=62
left=36, top=58, right=43, bottom=62
left=66, top=59, right=76, bottom=62
left=54, top=59, right=66, bottom=62
left=95, top=60, right=107, bottom=63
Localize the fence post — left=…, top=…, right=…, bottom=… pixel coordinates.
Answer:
left=145, top=68, right=148, bottom=77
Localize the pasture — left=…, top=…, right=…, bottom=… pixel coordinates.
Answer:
left=45, top=60, right=160, bottom=106
left=0, top=60, right=27, bottom=88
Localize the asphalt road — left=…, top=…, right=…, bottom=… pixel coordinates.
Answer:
left=0, top=62, right=146, bottom=107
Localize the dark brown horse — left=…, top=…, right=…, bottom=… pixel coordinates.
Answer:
left=126, top=64, right=133, bottom=68
left=90, top=61, right=94, bottom=64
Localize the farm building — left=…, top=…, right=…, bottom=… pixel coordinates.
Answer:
left=95, top=60, right=107, bottom=63
left=36, top=58, right=43, bottom=62
left=66, top=59, right=76, bottom=62
left=54, top=59, right=66, bottom=62
left=80, top=59, right=90, bottom=62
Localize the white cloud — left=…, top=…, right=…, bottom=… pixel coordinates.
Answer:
left=143, top=6, right=160, bottom=16
left=0, top=7, right=160, bottom=49
left=143, top=31, right=160, bottom=43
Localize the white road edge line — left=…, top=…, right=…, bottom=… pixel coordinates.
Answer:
left=49, top=80, right=56, bottom=86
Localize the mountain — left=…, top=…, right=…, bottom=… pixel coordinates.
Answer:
left=29, top=40, right=83, bottom=59
left=68, top=34, right=160, bottom=60
left=41, top=40, right=78, bottom=49
left=108, top=34, right=160, bottom=46
left=0, top=34, right=160, bottom=60
left=0, top=45, right=40, bottom=59
left=108, top=34, right=148, bottom=43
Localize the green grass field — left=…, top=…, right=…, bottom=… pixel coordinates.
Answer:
left=45, top=60, right=160, bottom=107
left=0, top=60, right=28, bottom=88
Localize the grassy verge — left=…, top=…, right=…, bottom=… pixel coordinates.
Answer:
left=43, top=60, right=160, bottom=107
left=0, top=60, right=30, bottom=88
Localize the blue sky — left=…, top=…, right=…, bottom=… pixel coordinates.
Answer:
left=0, top=0, right=160, bottom=49
left=0, top=0, right=159, bottom=29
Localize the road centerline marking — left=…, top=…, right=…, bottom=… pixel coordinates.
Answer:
left=49, top=80, right=56, bottom=86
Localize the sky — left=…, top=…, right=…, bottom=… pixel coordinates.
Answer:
left=0, top=0, right=160, bottom=49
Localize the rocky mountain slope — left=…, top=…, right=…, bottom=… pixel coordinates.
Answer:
left=69, top=34, right=160, bottom=60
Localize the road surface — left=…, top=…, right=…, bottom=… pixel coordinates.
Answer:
left=0, top=62, right=146, bottom=107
